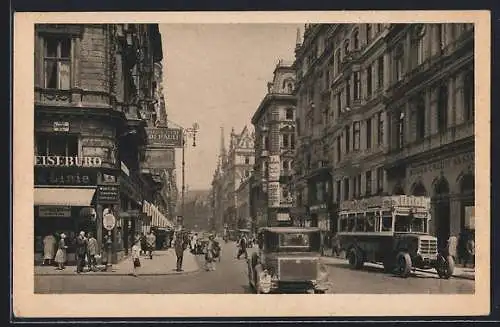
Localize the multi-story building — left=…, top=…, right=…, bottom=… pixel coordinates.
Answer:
left=293, top=23, right=474, bottom=249
left=210, top=126, right=254, bottom=232
left=181, top=190, right=211, bottom=231
left=33, top=24, right=174, bottom=264
left=251, top=60, right=297, bottom=227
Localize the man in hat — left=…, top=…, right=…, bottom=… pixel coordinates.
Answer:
left=75, top=230, right=88, bottom=273
left=174, top=231, right=186, bottom=272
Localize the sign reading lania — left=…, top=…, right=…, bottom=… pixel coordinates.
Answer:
left=34, top=156, right=102, bottom=167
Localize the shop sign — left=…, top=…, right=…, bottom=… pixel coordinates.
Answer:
left=142, top=148, right=175, bottom=170
left=103, top=213, right=116, bottom=230
left=145, top=127, right=183, bottom=148
left=409, top=152, right=474, bottom=177
left=268, top=155, right=280, bottom=181
left=268, top=182, right=281, bottom=208
left=38, top=206, right=71, bottom=217
left=97, top=184, right=120, bottom=204
left=35, top=156, right=102, bottom=167
left=53, top=121, right=70, bottom=132
left=35, top=167, right=98, bottom=186
left=340, top=195, right=430, bottom=211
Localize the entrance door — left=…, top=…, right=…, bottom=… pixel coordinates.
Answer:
left=433, top=177, right=450, bottom=250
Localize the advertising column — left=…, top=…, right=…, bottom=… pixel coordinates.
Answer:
left=268, top=155, right=281, bottom=226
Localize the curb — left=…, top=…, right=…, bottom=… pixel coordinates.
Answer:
left=35, top=269, right=200, bottom=277
left=322, top=256, right=475, bottom=281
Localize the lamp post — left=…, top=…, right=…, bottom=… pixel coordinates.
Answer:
left=181, top=122, right=199, bottom=218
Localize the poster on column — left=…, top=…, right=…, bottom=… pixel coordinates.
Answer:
left=268, top=155, right=280, bottom=181
left=268, top=182, right=280, bottom=208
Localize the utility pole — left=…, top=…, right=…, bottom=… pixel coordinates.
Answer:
left=181, top=122, right=199, bottom=218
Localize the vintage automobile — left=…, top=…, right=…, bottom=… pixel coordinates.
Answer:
left=247, top=227, right=330, bottom=294
left=336, top=195, right=455, bottom=279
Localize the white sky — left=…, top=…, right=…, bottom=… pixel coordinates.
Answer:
left=160, top=24, right=301, bottom=191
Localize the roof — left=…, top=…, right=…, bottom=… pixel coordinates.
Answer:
left=259, top=227, right=321, bottom=233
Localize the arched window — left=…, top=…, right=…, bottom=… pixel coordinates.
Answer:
left=434, top=177, right=450, bottom=196
left=343, top=40, right=350, bottom=57
left=287, top=83, right=294, bottom=94
left=353, top=30, right=359, bottom=49
left=412, top=182, right=427, bottom=196
left=285, top=108, right=294, bottom=120
left=460, top=173, right=474, bottom=194
left=393, top=184, right=405, bottom=195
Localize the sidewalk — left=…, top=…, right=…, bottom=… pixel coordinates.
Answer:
left=320, top=255, right=475, bottom=281
left=34, top=249, right=199, bottom=276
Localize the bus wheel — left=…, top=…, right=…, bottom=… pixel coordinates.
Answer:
left=348, top=248, right=364, bottom=270
left=396, top=252, right=412, bottom=278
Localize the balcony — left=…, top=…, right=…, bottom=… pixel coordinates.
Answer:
left=35, top=87, right=114, bottom=109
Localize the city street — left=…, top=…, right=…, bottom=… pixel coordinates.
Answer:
left=35, top=241, right=474, bottom=294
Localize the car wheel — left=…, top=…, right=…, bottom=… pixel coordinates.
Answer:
left=348, top=247, right=364, bottom=269
left=396, top=252, right=412, bottom=278
left=436, top=254, right=455, bottom=279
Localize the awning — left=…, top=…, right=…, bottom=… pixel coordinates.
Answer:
left=34, top=187, right=96, bottom=206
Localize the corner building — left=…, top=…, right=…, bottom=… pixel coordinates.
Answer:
left=34, top=24, right=173, bottom=264
left=293, top=23, right=474, bottom=249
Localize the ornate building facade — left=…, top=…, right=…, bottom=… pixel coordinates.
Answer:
left=34, top=24, right=175, bottom=264
left=251, top=60, right=297, bottom=228
left=293, top=23, right=474, bottom=249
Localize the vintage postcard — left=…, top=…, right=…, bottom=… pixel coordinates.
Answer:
left=13, top=11, right=490, bottom=318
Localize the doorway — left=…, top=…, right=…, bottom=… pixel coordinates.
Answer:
left=433, top=176, right=450, bottom=250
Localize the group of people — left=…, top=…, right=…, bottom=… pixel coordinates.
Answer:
left=42, top=231, right=98, bottom=273
left=447, top=231, right=476, bottom=268
left=139, top=231, right=157, bottom=260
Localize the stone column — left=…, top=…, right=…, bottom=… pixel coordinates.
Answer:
left=429, top=87, right=438, bottom=135
left=447, top=77, right=456, bottom=128
left=455, top=73, right=465, bottom=125
left=383, top=110, right=390, bottom=150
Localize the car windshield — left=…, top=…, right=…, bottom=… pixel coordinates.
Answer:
left=263, top=231, right=321, bottom=252
left=394, top=215, right=426, bottom=233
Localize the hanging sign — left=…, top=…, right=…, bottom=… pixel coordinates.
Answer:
left=103, top=212, right=116, bottom=231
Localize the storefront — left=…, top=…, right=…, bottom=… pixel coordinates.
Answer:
left=406, top=150, right=475, bottom=249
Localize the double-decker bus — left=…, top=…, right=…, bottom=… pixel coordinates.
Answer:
left=336, top=195, right=454, bottom=278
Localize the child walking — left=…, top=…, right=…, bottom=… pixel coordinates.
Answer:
left=131, top=237, right=141, bottom=277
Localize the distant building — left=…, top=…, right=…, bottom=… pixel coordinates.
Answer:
left=210, top=126, right=255, bottom=232
left=181, top=189, right=211, bottom=231
left=251, top=59, right=297, bottom=227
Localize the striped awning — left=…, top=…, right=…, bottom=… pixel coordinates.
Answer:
left=34, top=187, right=96, bottom=206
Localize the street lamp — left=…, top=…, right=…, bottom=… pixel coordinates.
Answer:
left=181, top=122, right=199, bottom=218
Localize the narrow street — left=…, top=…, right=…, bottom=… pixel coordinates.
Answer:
left=35, top=241, right=474, bottom=294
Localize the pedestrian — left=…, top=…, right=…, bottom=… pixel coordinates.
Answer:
left=140, top=233, right=147, bottom=256
left=54, top=233, right=68, bottom=270
left=131, top=236, right=141, bottom=277
left=465, top=233, right=475, bottom=268
left=174, top=232, right=186, bottom=272
left=146, top=230, right=156, bottom=260
left=86, top=232, right=98, bottom=272
left=42, top=232, right=56, bottom=266
left=236, top=233, right=248, bottom=260
left=75, top=231, right=87, bottom=273
left=204, top=234, right=217, bottom=271
left=448, top=235, right=458, bottom=263
left=191, top=233, right=198, bottom=253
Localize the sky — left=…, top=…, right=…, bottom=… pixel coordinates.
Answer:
left=160, top=24, right=301, bottom=191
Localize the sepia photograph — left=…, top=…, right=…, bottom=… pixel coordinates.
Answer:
left=13, top=11, right=490, bottom=318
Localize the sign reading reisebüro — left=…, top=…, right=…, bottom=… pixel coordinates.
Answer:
left=34, top=156, right=102, bottom=167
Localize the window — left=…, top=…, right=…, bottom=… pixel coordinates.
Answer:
left=263, top=135, right=269, bottom=150
left=283, top=134, right=289, bottom=148
left=397, top=110, right=405, bottom=149
left=353, top=121, right=360, bottom=150
left=343, top=178, right=349, bottom=200
left=316, top=181, right=324, bottom=202
left=366, top=65, right=373, bottom=96
left=290, top=133, right=296, bottom=149
left=245, top=156, right=250, bottom=164
left=381, top=214, right=392, bottom=232
left=345, top=78, right=351, bottom=108
left=283, top=160, right=289, bottom=171
left=464, top=70, right=474, bottom=122
left=437, top=84, right=448, bottom=132
left=353, top=30, right=359, bottom=49
left=343, top=40, right=350, bottom=57
left=377, top=56, right=384, bottom=89
left=366, top=212, right=376, bottom=232
left=336, top=49, right=342, bottom=74
left=377, top=112, right=384, bottom=145
left=376, top=24, right=382, bottom=33
left=376, top=167, right=384, bottom=193
left=353, top=72, right=361, bottom=100
left=336, top=136, right=341, bottom=162
left=366, top=117, right=372, bottom=149
left=411, top=25, right=426, bottom=67
left=336, top=92, right=342, bottom=117
left=44, top=36, right=71, bottom=89
left=415, top=96, right=426, bottom=140
left=366, top=24, right=372, bottom=43
left=336, top=180, right=341, bottom=203
left=286, top=108, right=294, bottom=120
left=354, top=174, right=361, bottom=198
left=394, top=45, right=404, bottom=81
left=36, top=134, right=78, bottom=157
left=345, top=126, right=351, bottom=153
left=365, top=170, right=372, bottom=196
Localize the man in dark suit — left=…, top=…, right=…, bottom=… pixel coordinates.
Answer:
left=174, top=232, right=186, bottom=272
left=75, top=231, right=87, bottom=273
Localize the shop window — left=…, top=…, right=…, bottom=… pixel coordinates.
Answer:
left=437, top=84, right=448, bottom=132
left=44, top=36, right=71, bottom=90
left=36, top=134, right=78, bottom=157
left=286, top=108, right=294, bottom=120
left=353, top=121, right=360, bottom=150
left=463, top=70, right=474, bottom=122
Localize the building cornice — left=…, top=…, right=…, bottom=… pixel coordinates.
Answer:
left=251, top=93, right=297, bottom=125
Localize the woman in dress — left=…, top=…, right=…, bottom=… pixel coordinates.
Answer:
left=54, top=233, right=68, bottom=270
